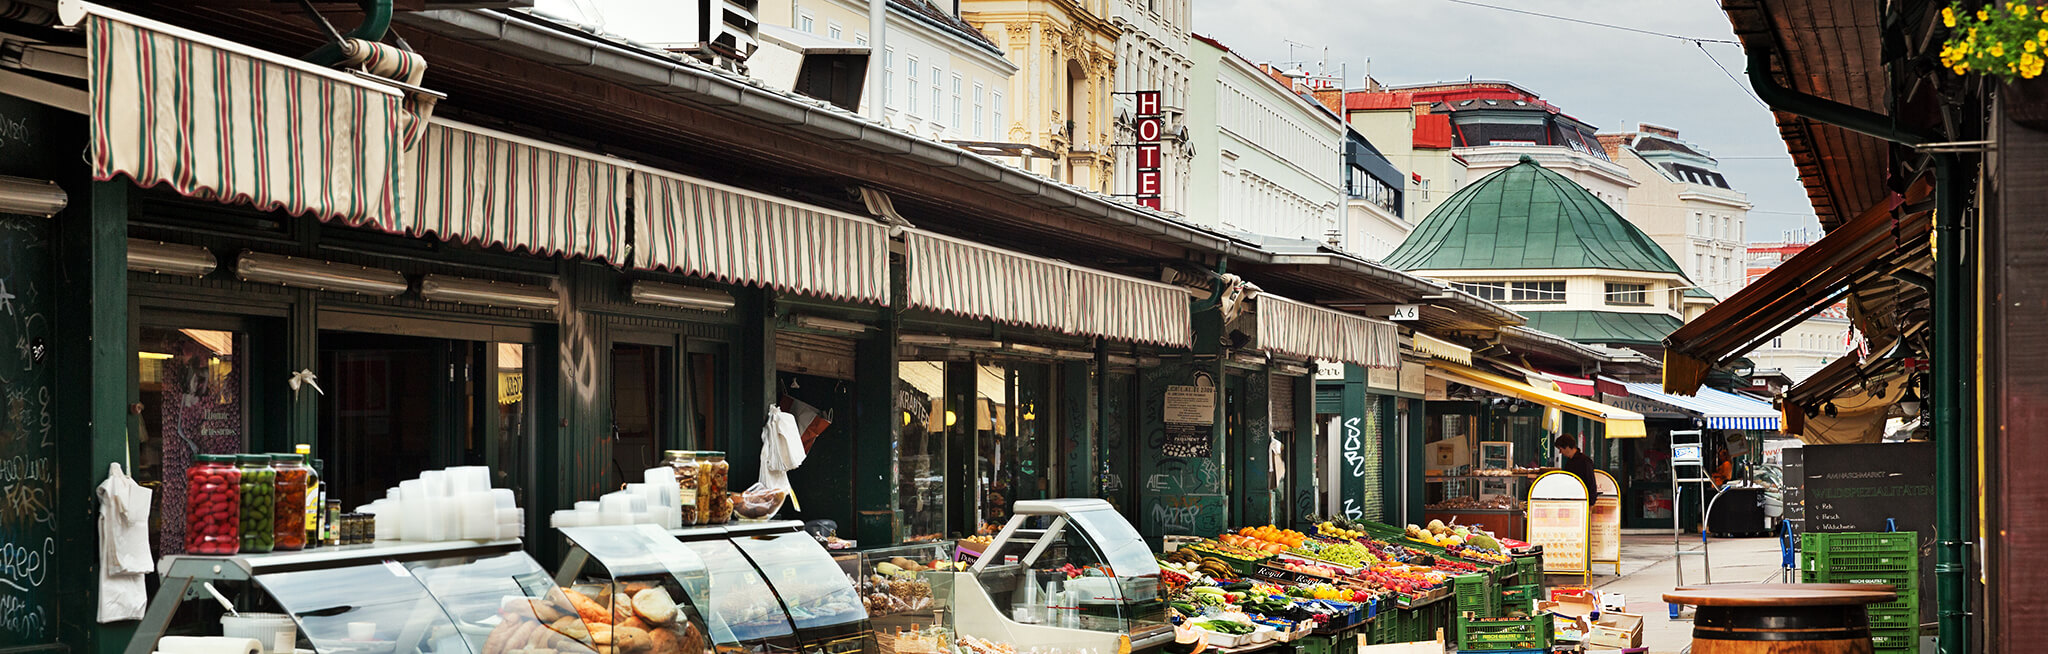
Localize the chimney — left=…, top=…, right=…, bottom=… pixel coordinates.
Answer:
left=1595, top=132, right=1632, bottom=160
left=1638, top=122, right=1680, bottom=138
left=1311, top=87, right=1343, bottom=115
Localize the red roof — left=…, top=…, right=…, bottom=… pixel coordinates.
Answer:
left=1414, top=113, right=1454, bottom=149
left=1346, top=92, right=1414, bottom=111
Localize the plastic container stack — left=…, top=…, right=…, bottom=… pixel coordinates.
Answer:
left=548, top=466, right=686, bottom=528
left=355, top=466, right=523, bottom=541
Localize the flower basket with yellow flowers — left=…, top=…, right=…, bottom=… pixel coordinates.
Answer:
left=1943, top=1, right=2048, bottom=127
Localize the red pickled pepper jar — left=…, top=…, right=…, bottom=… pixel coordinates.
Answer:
left=184, top=454, right=241, bottom=555
left=270, top=454, right=310, bottom=551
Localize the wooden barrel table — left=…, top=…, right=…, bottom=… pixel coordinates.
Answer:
left=1663, top=584, right=1896, bottom=654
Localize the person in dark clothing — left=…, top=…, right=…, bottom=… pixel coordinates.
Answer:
left=1554, top=433, right=1598, bottom=496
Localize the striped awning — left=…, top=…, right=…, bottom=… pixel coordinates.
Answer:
left=404, top=120, right=630, bottom=261
left=1411, top=332, right=1473, bottom=365
left=70, top=0, right=421, bottom=230
left=904, top=231, right=1191, bottom=347
left=1255, top=295, right=1400, bottom=369
left=1612, top=378, right=1780, bottom=431
left=635, top=170, right=890, bottom=304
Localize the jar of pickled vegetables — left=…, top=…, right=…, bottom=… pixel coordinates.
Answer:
left=270, top=454, right=311, bottom=551
left=237, top=455, right=276, bottom=553
left=662, top=450, right=702, bottom=526
left=700, top=452, right=730, bottom=524
left=184, top=455, right=241, bottom=555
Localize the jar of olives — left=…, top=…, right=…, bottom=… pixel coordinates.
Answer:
left=270, top=454, right=311, bottom=551
left=184, top=455, right=241, bottom=555
left=662, top=450, right=702, bottom=526
left=237, top=455, right=276, bottom=553
left=700, top=452, right=730, bottom=524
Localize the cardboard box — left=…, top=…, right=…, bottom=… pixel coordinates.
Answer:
left=1584, top=612, right=1644, bottom=649
left=1543, top=589, right=1601, bottom=620
left=1600, top=592, right=1627, bottom=614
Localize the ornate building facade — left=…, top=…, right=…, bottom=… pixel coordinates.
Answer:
left=962, top=0, right=1121, bottom=191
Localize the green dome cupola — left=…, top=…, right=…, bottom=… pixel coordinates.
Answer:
left=1384, top=156, right=1684, bottom=274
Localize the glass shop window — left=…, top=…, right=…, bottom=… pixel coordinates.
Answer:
left=975, top=361, right=1059, bottom=533
left=898, top=361, right=948, bottom=542
left=138, top=325, right=249, bottom=555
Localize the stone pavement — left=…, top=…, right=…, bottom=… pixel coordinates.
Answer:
left=1540, top=533, right=1790, bottom=654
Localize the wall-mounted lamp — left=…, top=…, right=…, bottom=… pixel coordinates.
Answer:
left=628, top=280, right=735, bottom=312
left=236, top=251, right=406, bottom=296
left=420, top=274, right=558, bottom=310
left=0, top=175, right=67, bottom=217
left=790, top=315, right=871, bottom=335
left=127, top=239, right=216, bottom=277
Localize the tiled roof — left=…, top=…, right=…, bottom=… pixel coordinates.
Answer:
left=1524, top=311, right=1684, bottom=347
left=1346, top=92, right=1414, bottom=111
left=1383, top=156, right=1685, bottom=274
left=891, top=0, right=1001, bottom=53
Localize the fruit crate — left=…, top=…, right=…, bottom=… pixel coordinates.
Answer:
left=1369, top=614, right=1396, bottom=644
left=1454, top=574, right=1492, bottom=610
left=1513, top=555, right=1542, bottom=584
left=1499, top=584, right=1539, bottom=614
left=1400, top=609, right=1424, bottom=643
left=1456, top=612, right=1552, bottom=651
left=1802, top=531, right=1916, bottom=556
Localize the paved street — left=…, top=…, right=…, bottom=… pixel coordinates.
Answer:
left=1563, top=533, right=1789, bottom=653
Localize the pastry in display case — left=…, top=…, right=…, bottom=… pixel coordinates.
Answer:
left=556, top=521, right=870, bottom=654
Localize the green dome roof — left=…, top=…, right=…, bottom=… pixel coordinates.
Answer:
left=1384, top=156, right=1684, bottom=274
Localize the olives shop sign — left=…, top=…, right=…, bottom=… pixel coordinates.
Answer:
left=1134, top=90, right=1164, bottom=210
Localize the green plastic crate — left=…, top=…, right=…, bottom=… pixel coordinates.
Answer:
left=1457, top=612, right=1552, bottom=651
left=1868, top=606, right=1917, bottom=632
left=1804, top=532, right=1916, bottom=556
left=1870, top=627, right=1917, bottom=651
left=1513, top=555, right=1542, bottom=584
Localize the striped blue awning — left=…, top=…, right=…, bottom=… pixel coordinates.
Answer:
left=1610, top=378, right=1780, bottom=431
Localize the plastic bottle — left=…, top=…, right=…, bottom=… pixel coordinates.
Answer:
left=295, top=445, right=322, bottom=548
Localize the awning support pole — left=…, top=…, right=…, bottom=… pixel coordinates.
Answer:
left=1932, top=154, right=1968, bottom=654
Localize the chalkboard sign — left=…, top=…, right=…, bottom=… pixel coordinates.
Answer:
left=1803, top=442, right=1934, bottom=621
left=0, top=214, right=56, bottom=643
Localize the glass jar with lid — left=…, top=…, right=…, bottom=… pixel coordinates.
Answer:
left=700, top=452, right=730, bottom=524
left=662, top=450, right=702, bottom=526
left=237, top=455, right=276, bottom=553
left=270, top=454, right=311, bottom=551
left=184, top=454, right=241, bottom=554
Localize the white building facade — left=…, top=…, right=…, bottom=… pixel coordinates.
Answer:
left=1602, top=123, right=1751, bottom=306
left=753, top=0, right=1018, bottom=142
left=1185, top=34, right=1343, bottom=241
left=1109, top=0, right=1193, bottom=216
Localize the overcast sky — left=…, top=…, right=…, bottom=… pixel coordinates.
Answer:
left=1192, top=0, right=1819, bottom=242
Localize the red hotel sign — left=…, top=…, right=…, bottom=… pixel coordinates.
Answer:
left=1135, top=90, right=1163, bottom=210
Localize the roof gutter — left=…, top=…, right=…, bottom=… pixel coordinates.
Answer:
left=396, top=8, right=1245, bottom=259
left=1745, top=47, right=1935, bottom=146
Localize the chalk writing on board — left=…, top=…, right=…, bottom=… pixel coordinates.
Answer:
left=0, top=216, right=57, bottom=643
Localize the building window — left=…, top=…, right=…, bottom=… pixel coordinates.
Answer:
left=973, top=82, right=985, bottom=138
left=992, top=91, right=1004, bottom=137
left=906, top=57, right=919, bottom=114
left=1772, top=337, right=1783, bottom=349
left=1605, top=282, right=1649, bottom=306
left=798, top=11, right=814, bottom=33
left=1694, top=212, right=1703, bottom=234
left=930, top=66, right=943, bottom=126
left=1452, top=281, right=1508, bottom=302
left=951, top=74, right=962, bottom=133
left=883, top=48, right=894, bottom=109
left=827, top=22, right=842, bottom=40
left=1507, top=281, right=1566, bottom=303
left=855, top=33, right=867, bottom=46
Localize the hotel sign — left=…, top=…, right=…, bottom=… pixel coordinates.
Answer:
left=1135, top=90, right=1163, bottom=210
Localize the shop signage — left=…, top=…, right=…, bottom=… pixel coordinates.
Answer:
left=1135, top=90, right=1163, bottom=210
left=1400, top=360, right=1426, bottom=394
left=1366, top=365, right=1399, bottom=392
left=1386, top=304, right=1420, bottom=321
left=1424, top=375, right=1449, bottom=401
left=1589, top=471, right=1622, bottom=573
left=1527, top=471, right=1591, bottom=574
left=1314, top=361, right=1345, bottom=381
left=1162, top=371, right=1215, bottom=457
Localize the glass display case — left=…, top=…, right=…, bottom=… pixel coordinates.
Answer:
left=556, top=521, right=870, bottom=654
left=123, top=540, right=596, bottom=654
left=930, top=499, right=1172, bottom=654
left=1424, top=474, right=1533, bottom=540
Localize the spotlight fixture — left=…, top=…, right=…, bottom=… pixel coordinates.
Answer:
left=127, top=239, right=216, bottom=277
left=628, top=281, right=735, bottom=312
left=790, top=315, right=871, bottom=335
left=1804, top=405, right=1819, bottom=419
left=236, top=252, right=406, bottom=296
left=0, top=174, right=67, bottom=217
left=1898, top=384, right=1923, bottom=417
left=1823, top=402, right=1838, bottom=418
left=420, top=274, right=558, bottom=310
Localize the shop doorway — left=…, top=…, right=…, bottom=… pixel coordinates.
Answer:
left=319, top=332, right=464, bottom=510
left=611, top=343, right=672, bottom=487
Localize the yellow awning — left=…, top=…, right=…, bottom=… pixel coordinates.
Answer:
left=1412, top=332, right=1473, bottom=365
left=1427, top=361, right=1647, bottom=438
